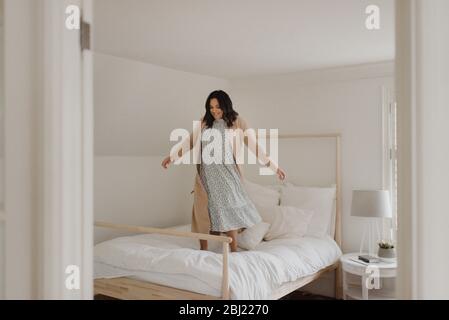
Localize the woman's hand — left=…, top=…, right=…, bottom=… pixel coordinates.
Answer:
left=276, top=167, right=286, bottom=181
left=161, top=156, right=172, bottom=169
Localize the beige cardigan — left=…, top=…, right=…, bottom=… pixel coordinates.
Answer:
left=170, top=115, right=278, bottom=234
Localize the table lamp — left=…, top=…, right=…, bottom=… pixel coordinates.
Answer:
left=351, top=190, right=392, bottom=256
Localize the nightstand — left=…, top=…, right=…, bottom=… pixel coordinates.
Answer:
left=340, top=253, right=397, bottom=300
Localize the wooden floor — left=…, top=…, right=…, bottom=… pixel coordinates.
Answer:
left=280, top=291, right=335, bottom=300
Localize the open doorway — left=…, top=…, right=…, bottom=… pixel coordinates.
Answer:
left=2, top=0, right=447, bottom=301
left=91, top=0, right=396, bottom=300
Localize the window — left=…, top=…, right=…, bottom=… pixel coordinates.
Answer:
left=382, top=87, right=398, bottom=242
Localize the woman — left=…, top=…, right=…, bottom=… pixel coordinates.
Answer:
left=162, top=90, right=286, bottom=252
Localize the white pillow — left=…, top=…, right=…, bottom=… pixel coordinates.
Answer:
left=280, top=183, right=336, bottom=238
left=256, top=205, right=314, bottom=240
left=242, top=179, right=280, bottom=207
left=254, top=203, right=276, bottom=223
left=237, top=222, right=271, bottom=250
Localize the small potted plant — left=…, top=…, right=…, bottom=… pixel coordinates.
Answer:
left=377, top=240, right=396, bottom=262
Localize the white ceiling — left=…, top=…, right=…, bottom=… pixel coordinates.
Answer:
left=93, top=0, right=395, bottom=79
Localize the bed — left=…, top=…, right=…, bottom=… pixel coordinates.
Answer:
left=93, top=133, right=342, bottom=300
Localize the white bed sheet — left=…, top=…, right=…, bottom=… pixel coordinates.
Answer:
left=94, top=225, right=342, bottom=300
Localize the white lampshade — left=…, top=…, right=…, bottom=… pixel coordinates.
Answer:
left=351, top=190, right=392, bottom=218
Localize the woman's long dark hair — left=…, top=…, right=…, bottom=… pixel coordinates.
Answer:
left=203, top=90, right=239, bottom=128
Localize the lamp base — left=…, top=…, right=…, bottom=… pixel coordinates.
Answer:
left=359, top=219, right=381, bottom=256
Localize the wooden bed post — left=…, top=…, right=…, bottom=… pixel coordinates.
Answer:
left=267, top=133, right=343, bottom=299
left=222, top=242, right=230, bottom=299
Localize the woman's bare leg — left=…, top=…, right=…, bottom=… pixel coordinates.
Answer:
left=199, top=239, right=208, bottom=250
left=199, top=231, right=221, bottom=250
left=226, top=230, right=238, bottom=252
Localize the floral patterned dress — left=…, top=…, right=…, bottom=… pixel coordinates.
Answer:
left=199, top=118, right=262, bottom=232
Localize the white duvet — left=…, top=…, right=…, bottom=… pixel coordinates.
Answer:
left=94, top=225, right=342, bottom=300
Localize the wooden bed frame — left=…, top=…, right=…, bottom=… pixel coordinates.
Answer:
left=94, top=133, right=342, bottom=300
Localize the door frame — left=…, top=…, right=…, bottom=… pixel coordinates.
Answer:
left=4, top=0, right=93, bottom=299
left=396, top=0, right=449, bottom=299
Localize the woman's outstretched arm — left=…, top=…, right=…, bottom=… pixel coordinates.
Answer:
left=238, top=116, right=286, bottom=180
left=162, top=117, right=203, bottom=169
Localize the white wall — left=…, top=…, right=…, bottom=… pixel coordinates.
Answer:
left=229, top=62, right=394, bottom=254
left=94, top=53, right=230, bottom=242
left=94, top=53, right=231, bottom=156
left=94, top=156, right=195, bottom=244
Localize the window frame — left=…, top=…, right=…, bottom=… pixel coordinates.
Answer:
left=382, top=86, right=398, bottom=242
